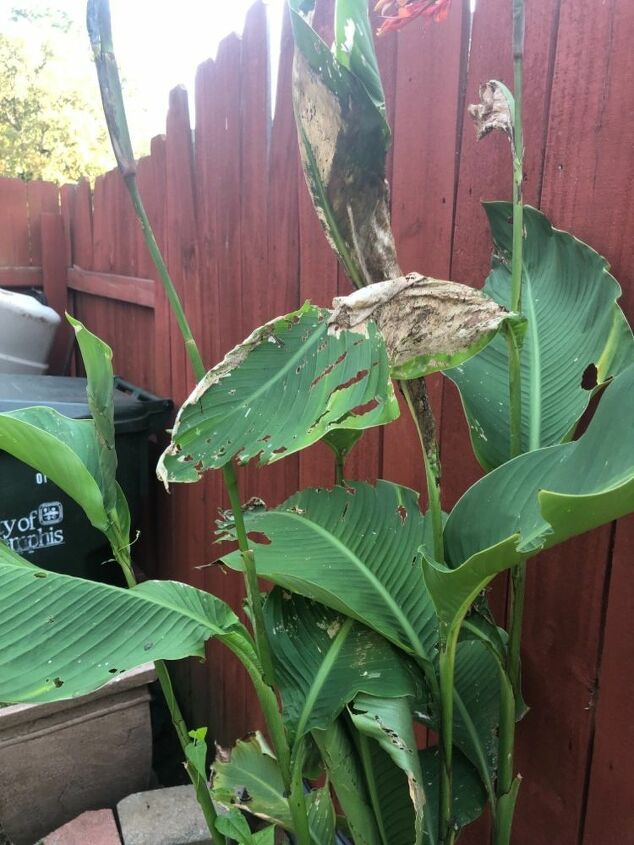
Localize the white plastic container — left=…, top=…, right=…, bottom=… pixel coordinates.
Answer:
left=0, top=288, right=61, bottom=374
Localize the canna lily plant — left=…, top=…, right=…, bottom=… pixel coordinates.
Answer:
left=0, top=1, right=632, bottom=844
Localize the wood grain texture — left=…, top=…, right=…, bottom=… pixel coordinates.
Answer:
left=41, top=213, right=71, bottom=375
left=382, top=0, right=470, bottom=500
left=0, top=2, right=631, bottom=837
left=68, top=267, right=154, bottom=308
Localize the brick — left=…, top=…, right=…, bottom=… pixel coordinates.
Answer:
left=42, top=809, right=121, bottom=845
left=117, top=786, right=215, bottom=845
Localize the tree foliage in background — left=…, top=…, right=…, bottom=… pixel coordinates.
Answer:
left=0, top=5, right=115, bottom=182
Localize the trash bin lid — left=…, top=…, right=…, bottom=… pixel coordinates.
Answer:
left=0, top=375, right=172, bottom=434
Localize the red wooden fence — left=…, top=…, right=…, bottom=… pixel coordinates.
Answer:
left=1, top=1, right=633, bottom=840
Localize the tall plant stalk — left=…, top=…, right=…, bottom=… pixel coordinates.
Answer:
left=496, top=0, right=526, bottom=841
left=87, top=3, right=311, bottom=843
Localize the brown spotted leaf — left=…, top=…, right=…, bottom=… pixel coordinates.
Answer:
left=158, top=303, right=398, bottom=486
left=328, top=273, right=521, bottom=379
left=290, top=1, right=399, bottom=287
left=468, top=80, right=515, bottom=149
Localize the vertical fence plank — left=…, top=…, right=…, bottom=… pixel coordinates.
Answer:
left=59, top=184, right=75, bottom=269
left=381, top=1, right=470, bottom=498
left=582, top=516, right=634, bottom=844
left=71, top=179, right=94, bottom=270
left=296, top=0, right=339, bottom=491
left=26, top=181, right=60, bottom=267
left=0, top=178, right=29, bottom=267
left=163, top=84, right=210, bottom=727
left=198, top=33, right=253, bottom=743
left=193, top=54, right=230, bottom=742
left=138, top=136, right=171, bottom=399
left=523, top=1, right=634, bottom=842
left=41, top=212, right=71, bottom=374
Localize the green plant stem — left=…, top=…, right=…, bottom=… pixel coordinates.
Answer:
left=112, top=544, right=225, bottom=845
left=334, top=451, right=345, bottom=486
left=495, top=664, right=516, bottom=807
left=123, top=170, right=311, bottom=845
left=496, top=2, right=526, bottom=843
left=222, top=462, right=277, bottom=687
left=125, top=176, right=206, bottom=379
left=438, top=623, right=460, bottom=845
left=401, top=379, right=444, bottom=563
left=90, top=6, right=309, bottom=839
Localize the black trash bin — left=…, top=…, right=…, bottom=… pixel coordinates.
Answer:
left=0, top=375, right=172, bottom=584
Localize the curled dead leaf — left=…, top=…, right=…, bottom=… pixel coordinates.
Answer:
left=468, top=80, right=515, bottom=147
left=293, top=49, right=400, bottom=286
left=328, top=273, right=519, bottom=379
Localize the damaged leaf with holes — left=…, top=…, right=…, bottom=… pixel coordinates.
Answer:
left=446, top=204, right=634, bottom=470
left=0, top=541, right=259, bottom=703
left=421, top=363, right=634, bottom=631
left=211, top=733, right=336, bottom=843
left=329, top=273, right=524, bottom=379
left=263, top=589, right=419, bottom=742
left=158, top=303, right=398, bottom=484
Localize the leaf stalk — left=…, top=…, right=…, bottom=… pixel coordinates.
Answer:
left=497, top=0, right=526, bottom=841
left=438, top=623, right=460, bottom=845
left=88, top=2, right=310, bottom=839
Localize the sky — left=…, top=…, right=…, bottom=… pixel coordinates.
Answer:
left=108, top=0, right=286, bottom=137
left=0, top=0, right=286, bottom=144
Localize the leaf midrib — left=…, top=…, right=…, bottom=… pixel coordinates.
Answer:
left=524, top=271, right=542, bottom=450
left=295, top=616, right=355, bottom=739
left=257, top=510, right=427, bottom=661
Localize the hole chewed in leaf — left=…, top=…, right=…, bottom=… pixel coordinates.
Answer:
left=582, top=362, right=598, bottom=390
left=310, top=351, right=348, bottom=387
left=349, top=398, right=379, bottom=416
left=247, top=532, right=272, bottom=546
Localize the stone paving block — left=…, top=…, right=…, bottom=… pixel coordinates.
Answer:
left=41, top=809, right=121, bottom=844
left=117, top=785, right=213, bottom=845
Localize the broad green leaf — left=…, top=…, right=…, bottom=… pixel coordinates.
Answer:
left=215, top=808, right=277, bottom=845
left=356, top=738, right=485, bottom=845
left=213, top=734, right=289, bottom=829
left=334, top=0, right=386, bottom=117
left=447, top=204, right=634, bottom=469
left=289, top=1, right=399, bottom=286
left=0, top=544, right=258, bottom=703
left=451, top=640, right=500, bottom=807
left=305, top=787, right=336, bottom=845
left=158, top=304, right=398, bottom=484
left=423, top=363, right=634, bottom=628
left=418, top=746, right=488, bottom=839
left=253, top=828, right=277, bottom=845
left=329, top=274, right=522, bottom=379
left=0, top=408, right=109, bottom=532
left=312, top=721, right=382, bottom=845
left=67, top=315, right=117, bottom=512
left=349, top=694, right=425, bottom=845
left=222, top=482, right=438, bottom=674
left=264, top=590, right=416, bottom=740
left=212, top=733, right=333, bottom=844
left=0, top=317, right=130, bottom=544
